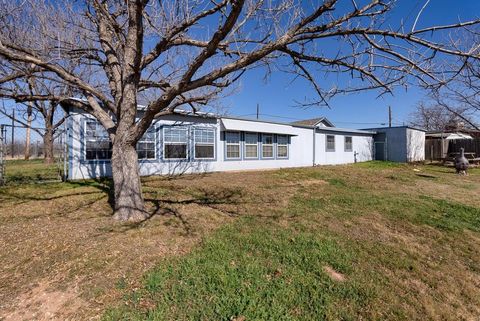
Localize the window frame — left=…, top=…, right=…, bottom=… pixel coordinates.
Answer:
left=261, top=133, right=274, bottom=159
left=244, top=132, right=259, bottom=159
left=84, top=119, right=112, bottom=161
left=276, top=134, right=289, bottom=159
left=137, top=125, right=157, bottom=160
left=162, top=126, right=189, bottom=160
left=326, top=134, right=336, bottom=152
left=344, top=136, right=353, bottom=152
left=225, top=131, right=241, bottom=160
left=193, top=127, right=216, bottom=160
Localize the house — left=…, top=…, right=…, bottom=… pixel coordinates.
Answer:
left=364, top=126, right=426, bottom=163
left=64, top=106, right=423, bottom=180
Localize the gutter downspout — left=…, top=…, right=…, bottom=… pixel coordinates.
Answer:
left=312, top=127, right=316, bottom=166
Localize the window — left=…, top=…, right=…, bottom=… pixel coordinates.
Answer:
left=225, top=132, right=240, bottom=159
left=85, top=120, right=112, bottom=160
left=137, top=126, right=156, bottom=159
left=344, top=136, right=353, bottom=152
left=194, top=128, right=215, bottom=159
left=262, top=134, right=274, bottom=158
left=326, top=135, right=335, bottom=152
left=163, top=127, right=188, bottom=159
left=244, top=132, right=258, bottom=158
left=276, top=135, right=288, bottom=158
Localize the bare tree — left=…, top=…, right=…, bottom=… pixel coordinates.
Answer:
left=408, top=101, right=475, bottom=131
left=425, top=58, right=480, bottom=130
left=1, top=0, right=480, bottom=221
left=0, top=72, right=70, bottom=163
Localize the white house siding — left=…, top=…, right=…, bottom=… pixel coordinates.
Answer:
left=406, top=128, right=425, bottom=162
left=314, top=130, right=373, bottom=165
left=67, top=110, right=377, bottom=180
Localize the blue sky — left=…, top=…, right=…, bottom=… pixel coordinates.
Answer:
left=224, top=0, right=480, bottom=128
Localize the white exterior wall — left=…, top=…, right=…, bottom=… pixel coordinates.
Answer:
left=314, top=131, right=373, bottom=165
left=67, top=111, right=374, bottom=180
left=406, top=128, right=425, bottom=162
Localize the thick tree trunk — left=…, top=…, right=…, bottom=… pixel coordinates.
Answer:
left=43, top=128, right=55, bottom=164
left=111, top=142, right=148, bottom=222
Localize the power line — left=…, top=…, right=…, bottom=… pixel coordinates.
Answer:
left=231, top=112, right=400, bottom=126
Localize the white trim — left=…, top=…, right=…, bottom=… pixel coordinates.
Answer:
left=261, top=133, right=274, bottom=159
left=244, top=132, right=259, bottom=159
left=276, top=134, right=289, bottom=159
left=84, top=119, right=111, bottom=160
left=163, top=127, right=189, bottom=160
left=326, top=134, right=335, bottom=152
left=193, top=127, right=215, bottom=160
left=344, top=136, right=353, bottom=152
left=137, top=124, right=157, bottom=160
left=225, top=131, right=241, bottom=159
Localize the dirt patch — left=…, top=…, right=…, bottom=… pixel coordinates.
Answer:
left=3, top=280, right=84, bottom=321
left=323, top=266, right=346, bottom=282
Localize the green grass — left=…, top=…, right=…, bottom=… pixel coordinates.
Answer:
left=104, top=222, right=375, bottom=321
left=4, top=159, right=63, bottom=183
left=103, top=163, right=480, bottom=321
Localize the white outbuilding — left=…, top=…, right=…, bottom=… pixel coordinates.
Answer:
left=365, top=126, right=426, bottom=162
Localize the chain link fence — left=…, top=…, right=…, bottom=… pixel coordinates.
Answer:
left=0, top=124, right=67, bottom=184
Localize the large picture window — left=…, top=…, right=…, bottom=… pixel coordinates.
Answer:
left=244, top=132, right=258, bottom=159
left=194, top=128, right=215, bottom=159
left=137, top=126, right=156, bottom=159
left=262, top=134, right=274, bottom=158
left=225, top=132, right=240, bottom=159
left=163, top=127, right=188, bottom=159
left=326, top=135, right=335, bottom=152
left=276, top=135, right=288, bottom=158
left=344, top=136, right=353, bottom=152
left=85, top=120, right=112, bottom=160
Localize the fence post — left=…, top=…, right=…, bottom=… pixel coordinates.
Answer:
left=11, top=110, right=15, bottom=158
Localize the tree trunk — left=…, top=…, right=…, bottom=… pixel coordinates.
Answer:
left=43, top=128, right=55, bottom=164
left=111, top=142, right=148, bottom=222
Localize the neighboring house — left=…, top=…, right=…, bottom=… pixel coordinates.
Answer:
left=63, top=106, right=423, bottom=180
left=364, top=126, right=426, bottom=162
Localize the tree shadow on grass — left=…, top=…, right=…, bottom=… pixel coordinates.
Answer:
left=1, top=176, right=245, bottom=235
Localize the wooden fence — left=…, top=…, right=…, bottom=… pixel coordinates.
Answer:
left=425, top=138, right=480, bottom=161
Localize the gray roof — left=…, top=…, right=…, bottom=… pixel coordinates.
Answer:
left=290, top=117, right=334, bottom=127
left=315, top=127, right=376, bottom=135
left=363, top=125, right=427, bottom=132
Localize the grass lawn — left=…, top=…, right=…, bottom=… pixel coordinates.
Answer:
left=4, top=159, right=63, bottom=183
left=1, top=161, right=480, bottom=320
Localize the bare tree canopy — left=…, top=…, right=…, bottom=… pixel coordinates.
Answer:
left=1, top=0, right=480, bottom=221
left=408, top=101, right=477, bottom=131
left=423, top=57, right=480, bottom=130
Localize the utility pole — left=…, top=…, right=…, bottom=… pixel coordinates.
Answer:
left=388, top=105, right=392, bottom=128
left=11, top=109, right=14, bottom=158
left=256, top=103, right=259, bottom=119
